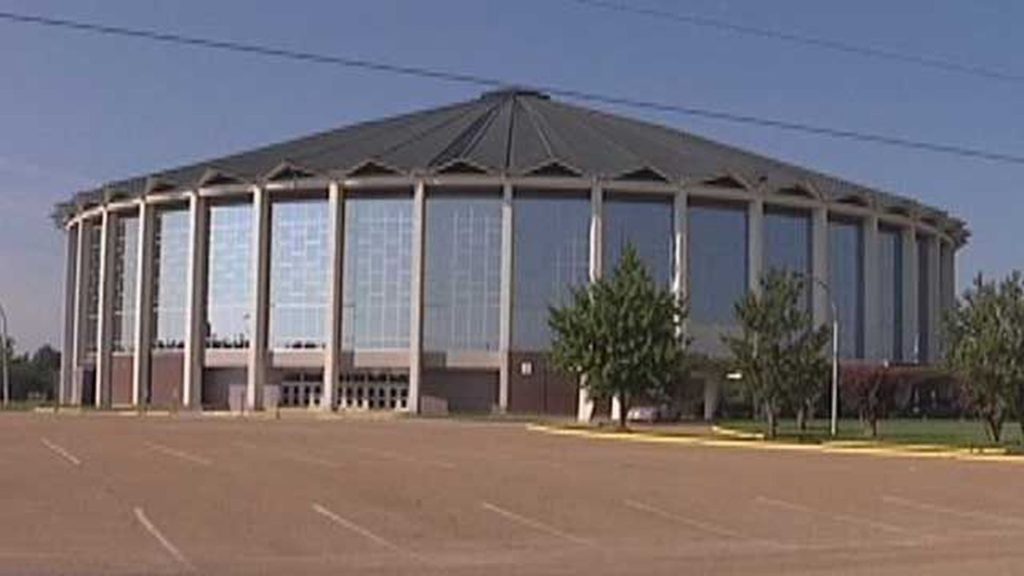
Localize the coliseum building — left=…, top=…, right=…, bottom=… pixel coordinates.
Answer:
left=56, top=89, right=966, bottom=418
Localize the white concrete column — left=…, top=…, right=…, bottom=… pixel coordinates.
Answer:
left=747, top=197, right=764, bottom=296
left=322, top=182, right=343, bottom=412
left=498, top=181, right=514, bottom=413
left=60, top=222, right=78, bottom=405
left=862, top=215, right=880, bottom=360
left=926, top=234, right=941, bottom=363
left=579, top=183, right=602, bottom=422
left=811, top=206, right=829, bottom=327
left=95, top=209, right=116, bottom=408
left=131, top=201, right=154, bottom=407
left=901, top=227, right=918, bottom=363
left=672, top=189, right=688, bottom=306
left=247, top=186, right=271, bottom=411
left=183, top=193, right=208, bottom=408
left=408, top=181, right=426, bottom=414
left=69, top=220, right=87, bottom=405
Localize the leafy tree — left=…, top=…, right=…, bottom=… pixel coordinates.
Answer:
left=840, top=364, right=922, bottom=438
left=723, top=270, right=830, bottom=439
left=549, top=244, right=689, bottom=429
left=1000, top=274, right=1024, bottom=438
left=946, top=273, right=1024, bottom=443
left=1, top=339, right=60, bottom=404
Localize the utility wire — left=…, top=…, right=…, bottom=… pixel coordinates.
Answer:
left=2, top=9, right=1024, bottom=165
left=570, top=0, right=1024, bottom=84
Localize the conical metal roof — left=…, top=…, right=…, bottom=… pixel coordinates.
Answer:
left=60, top=88, right=966, bottom=239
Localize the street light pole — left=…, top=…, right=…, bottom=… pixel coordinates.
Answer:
left=804, top=275, right=840, bottom=438
left=0, top=301, right=9, bottom=409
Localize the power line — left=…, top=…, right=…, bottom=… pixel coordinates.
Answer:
left=2, top=9, right=1024, bottom=165
left=569, top=0, right=1024, bottom=84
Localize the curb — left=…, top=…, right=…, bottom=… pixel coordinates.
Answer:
left=526, top=424, right=1023, bottom=465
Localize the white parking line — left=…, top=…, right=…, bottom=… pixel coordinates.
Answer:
left=480, top=501, right=593, bottom=546
left=624, top=499, right=748, bottom=540
left=351, top=446, right=456, bottom=470
left=144, top=442, right=212, bottom=466
left=40, top=438, right=81, bottom=466
left=756, top=496, right=912, bottom=535
left=134, top=507, right=195, bottom=573
left=882, top=495, right=1024, bottom=528
left=234, top=441, right=341, bottom=468
left=312, top=503, right=420, bottom=559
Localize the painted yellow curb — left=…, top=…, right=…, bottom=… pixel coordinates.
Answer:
left=526, top=424, right=1024, bottom=464
left=711, top=425, right=764, bottom=440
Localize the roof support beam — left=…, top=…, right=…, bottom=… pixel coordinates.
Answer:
left=811, top=206, right=830, bottom=328
left=747, top=197, right=765, bottom=296
left=322, top=181, right=344, bottom=412
left=59, top=221, right=78, bottom=406
left=498, top=181, right=514, bottom=413
left=407, top=180, right=426, bottom=414
left=183, top=193, right=208, bottom=409
left=69, top=220, right=89, bottom=406
left=578, top=183, right=602, bottom=423
left=247, top=186, right=271, bottom=411
left=901, top=227, right=919, bottom=363
left=132, top=200, right=154, bottom=407
left=94, top=209, right=116, bottom=408
left=862, top=215, right=881, bottom=360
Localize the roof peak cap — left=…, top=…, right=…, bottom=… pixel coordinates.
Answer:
left=479, top=86, right=550, bottom=101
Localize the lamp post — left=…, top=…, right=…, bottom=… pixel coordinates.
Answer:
left=805, top=276, right=840, bottom=437
left=0, top=301, right=9, bottom=409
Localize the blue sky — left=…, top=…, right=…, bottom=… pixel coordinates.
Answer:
left=1, top=0, right=1021, bottom=352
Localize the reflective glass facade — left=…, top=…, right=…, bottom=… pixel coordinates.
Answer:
left=688, top=202, right=748, bottom=326
left=111, top=215, right=139, bottom=352
left=765, top=208, right=811, bottom=310
left=917, top=236, right=931, bottom=362
left=152, top=209, right=189, bottom=349
left=206, top=203, right=253, bottom=348
left=878, top=227, right=903, bottom=361
left=342, top=194, right=412, bottom=349
left=512, top=193, right=590, bottom=350
left=828, top=219, right=864, bottom=358
left=83, top=222, right=102, bottom=354
left=424, top=193, right=502, bottom=351
left=604, top=195, right=673, bottom=286
left=269, top=199, right=329, bottom=349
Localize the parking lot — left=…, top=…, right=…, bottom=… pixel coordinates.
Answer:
left=1, top=413, right=1023, bottom=575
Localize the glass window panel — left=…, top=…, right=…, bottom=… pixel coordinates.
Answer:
left=112, top=215, right=139, bottom=352
left=206, top=203, right=253, bottom=348
left=917, top=236, right=931, bottom=362
left=688, top=203, right=748, bottom=326
left=269, top=199, right=329, bottom=349
left=878, top=227, right=903, bottom=361
left=828, top=219, right=864, bottom=358
left=424, top=193, right=502, bottom=351
left=83, top=222, right=102, bottom=354
left=604, top=195, right=673, bottom=286
left=765, top=208, right=811, bottom=310
left=512, top=193, right=590, bottom=350
left=342, top=195, right=413, bottom=349
left=152, top=209, right=189, bottom=349
left=939, top=243, right=955, bottom=312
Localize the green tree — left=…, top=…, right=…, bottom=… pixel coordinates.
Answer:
left=946, top=273, right=1024, bottom=443
left=1001, top=273, right=1024, bottom=439
left=723, top=270, right=830, bottom=439
left=549, top=244, right=689, bottom=429
left=1, top=339, right=61, bottom=404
